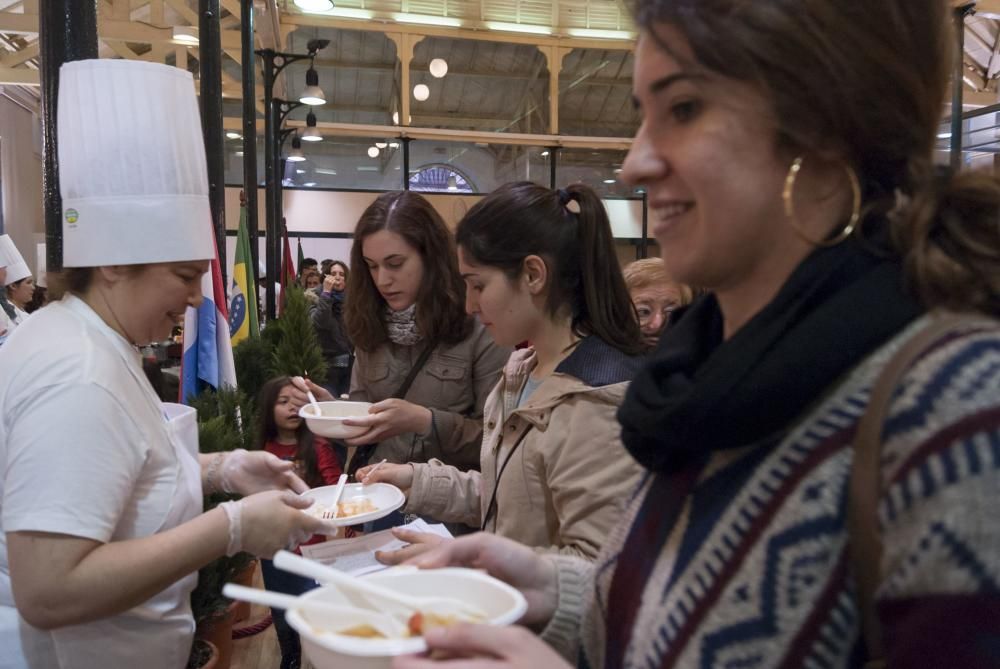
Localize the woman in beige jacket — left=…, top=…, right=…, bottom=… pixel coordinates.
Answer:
left=358, top=182, right=646, bottom=559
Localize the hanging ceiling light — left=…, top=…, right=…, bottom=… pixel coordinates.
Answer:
left=299, top=66, right=326, bottom=106
left=301, top=110, right=323, bottom=142
left=287, top=135, right=307, bottom=162
left=392, top=111, right=399, bottom=125
left=294, top=0, right=334, bottom=11
left=374, top=141, right=388, bottom=149
left=172, top=26, right=199, bottom=45
left=225, top=131, right=242, bottom=139
left=367, top=146, right=380, bottom=158
left=413, top=84, right=430, bottom=101
left=429, top=58, right=448, bottom=78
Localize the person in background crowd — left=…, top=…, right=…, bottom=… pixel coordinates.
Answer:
left=319, top=258, right=334, bottom=278
left=311, top=260, right=353, bottom=398
left=358, top=182, right=645, bottom=562
left=623, top=257, right=693, bottom=349
left=301, top=269, right=322, bottom=292
left=25, top=286, right=47, bottom=314
left=5, top=276, right=34, bottom=325
left=392, top=1, right=1000, bottom=668
left=0, top=59, right=321, bottom=669
left=293, top=191, right=510, bottom=488
left=255, top=376, right=342, bottom=669
left=298, top=257, right=318, bottom=282
left=0, top=236, right=29, bottom=335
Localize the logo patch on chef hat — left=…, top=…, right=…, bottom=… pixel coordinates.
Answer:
left=64, top=208, right=79, bottom=225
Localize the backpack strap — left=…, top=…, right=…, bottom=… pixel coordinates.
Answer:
left=848, top=312, right=982, bottom=668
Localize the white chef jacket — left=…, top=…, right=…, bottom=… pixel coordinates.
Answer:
left=0, top=295, right=203, bottom=669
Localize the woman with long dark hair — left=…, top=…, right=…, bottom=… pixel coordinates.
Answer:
left=359, top=182, right=644, bottom=560
left=311, top=260, right=353, bottom=398
left=393, top=2, right=1000, bottom=668
left=299, top=191, right=509, bottom=480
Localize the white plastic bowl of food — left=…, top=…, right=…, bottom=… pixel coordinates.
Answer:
left=299, top=401, right=373, bottom=439
left=287, top=567, right=528, bottom=669
left=301, top=482, right=405, bottom=528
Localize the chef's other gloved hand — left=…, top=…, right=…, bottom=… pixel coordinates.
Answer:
left=221, top=448, right=309, bottom=495
left=219, top=491, right=323, bottom=557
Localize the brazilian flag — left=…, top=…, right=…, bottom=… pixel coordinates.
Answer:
left=229, top=206, right=259, bottom=344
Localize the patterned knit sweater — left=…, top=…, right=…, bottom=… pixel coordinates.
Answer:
left=542, top=314, right=1000, bottom=668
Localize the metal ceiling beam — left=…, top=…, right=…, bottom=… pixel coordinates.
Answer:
left=281, top=14, right=634, bottom=52
left=0, top=65, right=37, bottom=84
left=0, top=11, right=244, bottom=47
left=0, top=40, right=36, bottom=66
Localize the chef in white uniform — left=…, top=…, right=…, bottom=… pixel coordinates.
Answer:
left=0, top=237, right=32, bottom=326
left=0, top=60, right=324, bottom=669
left=0, top=236, right=21, bottom=342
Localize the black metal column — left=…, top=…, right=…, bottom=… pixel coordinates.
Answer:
left=639, top=192, right=648, bottom=260
left=241, top=0, right=259, bottom=317
left=260, top=51, right=278, bottom=321
left=402, top=138, right=411, bottom=190
left=199, top=0, right=226, bottom=284
left=548, top=147, right=557, bottom=189
left=40, top=1, right=98, bottom=274
left=951, top=4, right=975, bottom=170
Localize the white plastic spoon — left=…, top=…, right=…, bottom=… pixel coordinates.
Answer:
left=222, top=583, right=406, bottom=638
left=272, top=550, right=488, bottom=622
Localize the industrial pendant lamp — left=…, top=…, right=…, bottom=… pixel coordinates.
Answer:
left=287, top=135, right=307, bottom=162
left=300, top=65, right=326, bottom=106
left=301, top=110, right=323, bottom=142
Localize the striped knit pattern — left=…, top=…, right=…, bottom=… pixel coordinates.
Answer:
left=574, top=315, right=1000, bottom=668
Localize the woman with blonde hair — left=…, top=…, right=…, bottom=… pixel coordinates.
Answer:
left=623, top=257, right=693, bottom=349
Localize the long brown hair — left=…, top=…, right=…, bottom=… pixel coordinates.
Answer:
left=457, top=181, right=643, bottom=355
left=346, top=191, right=471, bottom=351
left=255, top=376, right=322, bottom=488
left=634, top=0, right=1000, bottom=313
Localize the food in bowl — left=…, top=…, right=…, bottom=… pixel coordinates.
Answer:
left=304, top=497, right=378, bottom=520
left=299, top=401, right=373, bottom=439
left=313, top=610, right=480, bottom=640
left=287, top=568, right=528, bottom=668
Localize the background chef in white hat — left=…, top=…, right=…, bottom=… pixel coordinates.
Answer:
left=0, top=60, right=324, bottom=669
left=0, top=236, right=33, bottom=326
left=0, top=235, right=21, bottom=342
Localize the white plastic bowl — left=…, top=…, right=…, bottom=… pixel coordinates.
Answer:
left=301, top=482, right=405, bottom=528
left=299, top=401, right=373, bottom=439
left=287, top=568, right=528, bottom=669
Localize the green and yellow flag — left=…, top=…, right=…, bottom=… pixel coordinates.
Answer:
left=228, top=205, right=259, bottom=345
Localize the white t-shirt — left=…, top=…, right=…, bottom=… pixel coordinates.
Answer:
left=0, top=296, right=197, bottom=669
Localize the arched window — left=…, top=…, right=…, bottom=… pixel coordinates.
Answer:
left=408, top=164, right=476, bottom=193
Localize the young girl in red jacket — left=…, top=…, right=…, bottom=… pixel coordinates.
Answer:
left=255, top=375, right=342, bottom=669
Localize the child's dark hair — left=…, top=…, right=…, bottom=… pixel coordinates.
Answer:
left=457, top=181, right=644, bottom=355
left=255, top=376, right=321, bottom=487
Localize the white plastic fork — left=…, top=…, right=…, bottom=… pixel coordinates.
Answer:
left=272, top=550, right=488, bottom=623
left=323, top=473, right=349, bottom=520
left=222, top=583, right=407, bottom=638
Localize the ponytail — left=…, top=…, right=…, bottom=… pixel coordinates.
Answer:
left=457, top=181, right=644, bottom=356
left=563, top=184, right=644, bottom=354
left=891, top=162, right=1000, bottom=314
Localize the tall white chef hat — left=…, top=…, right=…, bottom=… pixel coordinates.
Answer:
left=36, top=244, right=47, bottom=289
left=57, top=59, right=214, bottom=267
left=0, top=235, right=30, bottom=285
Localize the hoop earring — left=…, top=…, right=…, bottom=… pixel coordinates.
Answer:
left=782, top=156, right=861, bottom=247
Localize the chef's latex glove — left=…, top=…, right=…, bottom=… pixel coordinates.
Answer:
left=221, top=449, right=309, bottom=495
left=219, top=490, right=323, bottom=557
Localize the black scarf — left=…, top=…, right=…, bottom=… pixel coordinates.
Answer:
left=618, top=239, right=924, bottom=475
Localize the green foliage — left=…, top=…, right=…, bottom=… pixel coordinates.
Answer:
left=233, top=335, right=275, bottom=409
left=187, top=386, right=255, bottom=658
left=269, top=286, right=328, bottom=384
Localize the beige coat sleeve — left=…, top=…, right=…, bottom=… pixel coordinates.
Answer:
left=404, top=459, right=483, bottom=527
left=540, top=553, right=592, bottom=662
left=348, top=348, right=370, bottom=402
left=426, top=327, right=509, bottom=469
left=537, top=395, right=644, bottom=560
